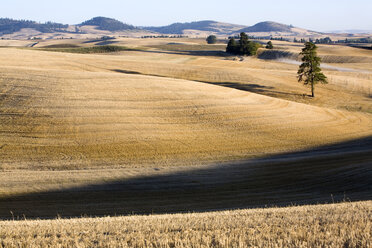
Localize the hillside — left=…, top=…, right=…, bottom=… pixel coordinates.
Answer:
left=143, top=20, right=323, bottom=37
left=0, top=18, right=365, bottom=39
left=79, top=16, right=135, bottom=31
left=0, top=17, right=151, bottom=39
left=239, top=21, right=293, bottom=33
left=144, top=20, right=245, bottom=34
left=1, top=45, right=371, bottom=171
left=0, top=18, right=68, bottom=35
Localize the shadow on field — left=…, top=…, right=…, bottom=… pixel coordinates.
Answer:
left=198, top=81, right=308, bottom=98
left=140, top=49, right=228, bottom=57
left=112, top=68, right=304, bottom=98
left=1, top=137, right=371, bottom=219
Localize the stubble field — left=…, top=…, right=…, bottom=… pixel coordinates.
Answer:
left=0, top=38, right=371, bottom=245
left=1, top=201, right=371, bottom=247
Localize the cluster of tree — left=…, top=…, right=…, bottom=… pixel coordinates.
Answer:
left=293, top=38, right=330, bottom=44
left=80, top=17, right=135, bottom=31
left=293, top=37, right=372, bottom=45
left=226, top=32, right=262, bottom=55
left=336, top=37, right=372, bottom=44
left=141, top=35, right=188, bottom=39
left=228, top=35, right=277, bottom=40
left=270, top=37, right=289, bottom=41
left=315, top=37, right=333, bottom=44
left=0, top=18, right=68, bottom=34
left=293, top=38, right=308, bottom=43
left=206, top=35, right=217, bottom=44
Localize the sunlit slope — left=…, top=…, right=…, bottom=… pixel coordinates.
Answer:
left=0, top=48, right=371, bottom=169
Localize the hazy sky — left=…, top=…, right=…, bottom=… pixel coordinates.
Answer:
left=1, top=0, right=371, bottom=31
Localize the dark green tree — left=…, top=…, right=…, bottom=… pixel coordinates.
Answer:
left=226, top=38, right=238, bottom=53
left=266, top=41, right=273, bottom=49
left=247, top=42, right=261, bottom=55
left=226, top=32, right=261, bottom=56
left=297, top=42, right=328, bottom=97
left=239, top=32, right=250, bottom=54
left=206, top=35, right=217, bottom=44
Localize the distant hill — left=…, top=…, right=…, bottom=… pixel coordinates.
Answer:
left=0, top=17, right=360, bottom=39
left=238, top=21, right=292, bottom=33
left=144, top=20, right=245, bottom=35
left=327, top=29, right=372, bottom=34
left=0, top=18, right=68, bottom=35
left=79, top=17, right=135, bottom=31
left=143, top=20, right=322, bottom=37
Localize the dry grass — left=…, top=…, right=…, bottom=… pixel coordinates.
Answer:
left=0, top=38, right=371, bottom=246
left=0, top=201, right=371, bottom=248
left=1, top=46, right=371, bottom=170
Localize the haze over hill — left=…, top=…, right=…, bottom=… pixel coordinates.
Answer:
left=2, top=16, right=369, bottom=39
left=143, top=20, right=246, bottom=35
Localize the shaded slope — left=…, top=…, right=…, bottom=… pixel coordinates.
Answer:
left=1, top=136, right=371, bottom=218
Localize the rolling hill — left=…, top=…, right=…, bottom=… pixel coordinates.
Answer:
left=0, top=40, right=371, bottom=219
left=0, top=17, right=325, bottom=38
left=143, top=20, right=322, bottom=36
left=0, top=17, right=148, bottom=39
left=78, top=16, right=135, bottom=31
left=144, top=20, right=245, bottom=34
left=238, top=21, right=293, bottom=33
left=0, top=18, right=68, bottom=35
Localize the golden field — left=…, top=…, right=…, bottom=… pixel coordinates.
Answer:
left=0, top=38, right=371, bottom=246
left=1, top=40, right=371, bottom=170
left=0, top=201, right=371, bottom=248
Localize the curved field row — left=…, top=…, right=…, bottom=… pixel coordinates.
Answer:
left=0, top=48, right=371, bottom=170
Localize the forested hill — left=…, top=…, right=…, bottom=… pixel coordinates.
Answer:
left=79, top=17, right=135, bottom=31
left=0, top=18, right=68, bottom=35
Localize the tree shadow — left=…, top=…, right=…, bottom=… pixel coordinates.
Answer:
left=83, top=38, right=116, bottom=44
left=1, top=136, right=371, bottom=219
left=139, top=49, right=228, bottom=57
left=111, top=68, right=304, bottom=98
left=112, top=69, right=143, bottom=75
left=95, top=40, right=119, bottom=46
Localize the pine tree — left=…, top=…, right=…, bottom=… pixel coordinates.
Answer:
left=239, top=32, right=250, bottom=55
left=226, top=38, right=238, bottom=53
left=297, top=42, right=328, bottom=97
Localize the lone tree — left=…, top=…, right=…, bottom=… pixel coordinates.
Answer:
left=297, top=42, right=328, bottom=97
left=206, top=35, right=217, bottom=44
left=266, top=41, right=273, bottom=49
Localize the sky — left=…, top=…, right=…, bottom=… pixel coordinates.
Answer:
left=1, top=0, right=372, bottom=31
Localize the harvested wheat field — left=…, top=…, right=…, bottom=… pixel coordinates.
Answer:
left=0, top=39, right=372, bottom=221
left=1, top=46, right=371, bottom=170
left=0, top=201, right=371, bottom=248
